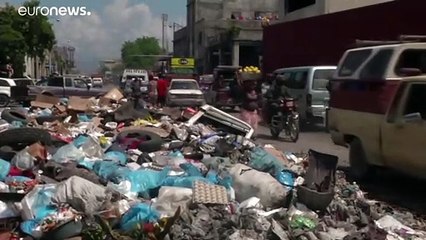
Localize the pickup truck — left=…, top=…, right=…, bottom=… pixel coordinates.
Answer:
left=328, top=40, right=426, bottom=180
left=11, top=75, right=109, bottom=103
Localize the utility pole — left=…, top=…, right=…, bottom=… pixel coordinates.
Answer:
left=161, top=14, right=168, bottom=52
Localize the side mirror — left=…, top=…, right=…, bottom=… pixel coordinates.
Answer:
left=403, top=112, right=423, bottom=124
left=398, top=68, right=422, bottom=77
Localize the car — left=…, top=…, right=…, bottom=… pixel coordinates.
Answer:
left=166, top=79, right=205, bottom=107
left=0, top=77, right=34, bottom=107
left=92, top=77, right=103, bottom=88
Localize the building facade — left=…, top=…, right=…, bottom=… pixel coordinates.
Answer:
left=174, top=0, right=280, bottom=73
left=278, top=0, right=395, bottom=22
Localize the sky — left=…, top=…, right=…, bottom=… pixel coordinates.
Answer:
left=1, top=0, right=187, bottom=73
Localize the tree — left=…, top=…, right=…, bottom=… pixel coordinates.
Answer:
left=20, top=0, right=55, bottom=77
left=0, top=1, right=55, bottom=77
left=0, top=4, right=27, bottom=77
left=121, top=37, right=162, bottom=69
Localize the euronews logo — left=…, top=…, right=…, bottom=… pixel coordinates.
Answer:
left=17, top=6, right=91, bottom=16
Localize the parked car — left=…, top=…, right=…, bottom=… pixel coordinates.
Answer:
left=0, top=77, right=34, bottom=107
left=92, top=77, right=103, bottom=88
left=272, top=66, right=337, bottom=126
left=328, top=40, right=426, bottom=180
left=11, top=75, right=110, bottom=104
left=166, top=79, right=205, bottom=107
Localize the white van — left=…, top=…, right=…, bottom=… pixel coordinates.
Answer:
left=121, top=69, right=150, bottom=94
left=272, top=66, right=337, bottom=125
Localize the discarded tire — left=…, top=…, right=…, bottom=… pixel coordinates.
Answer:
left=0, top=128, right=52, bottom=149
left=117, top=130, right=164, bottom=153
left=1, top=109, right=27, bottom=124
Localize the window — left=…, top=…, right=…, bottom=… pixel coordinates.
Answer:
left=285, top=0, right=315, bottom=13
left=198, top=32, right=202, bottom=45
left=338, top=49, right=372, bottom=77
left=287, top=71, right=308, bottom=89
left=312, top=69, right=335, bottom=90
left=74, top=79, right=87, bottom=88
left=403, top=84, right=426, bottom=120
left=170, top=81, right=198, bottom=90
left=395, top=49, right=426, bottom=76
left=360, top=49, right=393, bottom=79
left=13, top=79, right=34, bottom=86
left=0, top=80, right=9, bottom=87
left=65, top=78, right=73, bottom=87
left=47, top=77, right=64, bottom=87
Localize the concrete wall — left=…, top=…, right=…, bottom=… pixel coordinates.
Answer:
left=222, top=0, right=280, bottom=19
left=326, top=0, right=395, bottom=13
left=278, top=0, right=396, bottom=22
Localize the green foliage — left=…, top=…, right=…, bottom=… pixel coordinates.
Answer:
left=0, top=0, right=55, bottom=76
left=121, top=37, right=162, bottom=69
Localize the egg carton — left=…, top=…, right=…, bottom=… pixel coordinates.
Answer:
left=193, top=181, right=229, bottom=205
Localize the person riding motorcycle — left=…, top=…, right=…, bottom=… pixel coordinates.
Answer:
left=264, top=75, right=291, bottom=123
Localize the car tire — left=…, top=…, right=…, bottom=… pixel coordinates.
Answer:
left=1, top=109, right=27, bottom=124
left=0, top=128, right=52, bottom=150
left=117, top=130, right=164, bottom=153
left=349, top=138, right=374, bottom=180
left=0, top=94, right=10, bottom=108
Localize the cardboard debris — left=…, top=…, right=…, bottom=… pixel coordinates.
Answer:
left=27, top=142, right=47, bottom=160
left=193, top=181, right=229, bottom=205
left=67, top=96, right=93, bottom=112
left=30, top=94, right=60, bottom=109
left=103, top=88, right=124, bottom=101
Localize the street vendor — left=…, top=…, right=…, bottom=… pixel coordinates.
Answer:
left=240, top=81, right=260, bottom=138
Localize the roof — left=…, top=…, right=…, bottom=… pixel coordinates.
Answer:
left=273, top=66, right=337, bottom=72
left=170, top=78, right=197, bottom=82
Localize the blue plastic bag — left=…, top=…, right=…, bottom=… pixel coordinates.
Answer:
left=52, top=143, right=85, bottom=163
left=104, top=151, right=127, bottom=165
left=249, top=147, right=284, bottom=176
left=73, top=135, right=89, bottom=148
left=218, top=175, right=233, bottom=189
left=168, top=151, right=184, bottom=159
left=20, top=220, right=40, bottom=237
left=78, top=114, right=91, bottom=122
left=206, top=170, right=219, bottom=184
left=33, top=189, right=56, bottom=220
left=162, top=176, right=210, bottom=188
left=0, top=158, right=11, bottom=181
left=277, top=170, right=295, bottom=188
left=180, top=163, right=202, bottom=177
left=93, top=161, right=126, bottom=180
left=120, top=203, right=160, bottom=232
left=125, top=167, right=170, bottom=195
left=77, top=159, right=96, bottom=170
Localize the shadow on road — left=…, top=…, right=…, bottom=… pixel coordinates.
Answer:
left=300, top=123, right=327, bottom=133
left=339, top=166, right=426, bottom=216
left=256, top=133, right=297, bottom=143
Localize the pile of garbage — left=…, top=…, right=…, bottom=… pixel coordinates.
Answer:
left=0, top=90, right=424, bottom=240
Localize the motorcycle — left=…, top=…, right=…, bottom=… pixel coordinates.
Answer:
left=269, top=97, right=300, bottom=142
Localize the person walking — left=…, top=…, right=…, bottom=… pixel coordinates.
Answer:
left=157, top=75, right=168, bottom=107
left=240, top=81, right=260, bottom=138
left=149, top=75, right=158, bottom=108
left=131, top=77, right=144, bottom=109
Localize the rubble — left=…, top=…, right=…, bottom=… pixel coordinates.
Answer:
left=0, top=89, right=423, bottom=240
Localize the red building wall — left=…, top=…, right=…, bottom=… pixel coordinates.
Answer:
left=263, top=0, right=426, bottom=74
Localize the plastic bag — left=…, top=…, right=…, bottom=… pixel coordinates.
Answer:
left=21, top=219, right=43, bottom=239
left=11, top=148, right=35, bottom=171
left=93, top=161, right=127, bottom=180
left=0, top=158, right=11, bottom=180
left=80, top=136, right=104, bottom=159
left=0, top=200, right=20, bottom=218
left=180, top=163, right=202, bottom=177
left=21, top=184, right=57, bottom=220
left=277, top=170, right=296, bottom=188
left=78, top=114, right=91, bottom=122
left=5, top=176, right=32, bottom=184
left=125, top=167, right=170, bottom=196
left=104, top=151, right=127, bottom=165
left=249, top=147, right=284, bottom=176
left=52, top=143, right=85, bottom=163
left=73, top=135, right=89, bottom=148
left=120, top=203, right=160, bottom=232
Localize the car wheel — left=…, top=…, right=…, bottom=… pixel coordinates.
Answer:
left=349, top=138, right=374, bottom=180
left=0, top=127, right=52, bottom=150
left=0, top=94, right=10, bottom=108
left=117, top=130, right=164, bottom=153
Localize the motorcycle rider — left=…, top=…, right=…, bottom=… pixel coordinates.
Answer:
left=264, top=75, right=291, bottom=123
